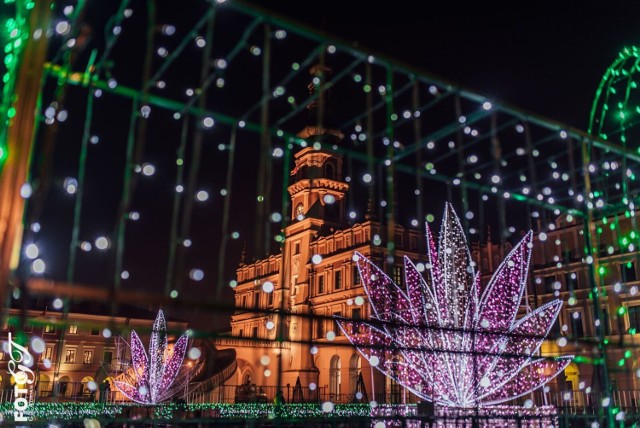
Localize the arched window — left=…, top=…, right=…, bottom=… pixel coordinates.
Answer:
left=349, top=354, right=361, bottom=396
left=329, top=355, right=341, bottom=400
left=39, top=374, right=51, bottom=396
left=325, top=162, right=335, bottom=180
left=81, top=376, right=94, bottom=397
left=242, top=370, right=252, bottom=385
left=58, top=375, right=72, bottom=397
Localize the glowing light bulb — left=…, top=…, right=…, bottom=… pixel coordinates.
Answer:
left=20, top=183, right=32, bottom=199
left=189, top=269, right=204, bottom=281
left=95, top=237, right=110, bottom=250
left=25, top=243, right=39, bottom=259
left=64, top=177, right=78, bottom=194
left=32, top=259, right=45, bottom=274
left=196, top=190, right=209, bottom=201
left=202, top=117, right=214, bottom=128
left=55, top=21, right=70, bottom=35
left=188, top=347, right=201, bottom=360
left=139, top=163, right=155, bottom=177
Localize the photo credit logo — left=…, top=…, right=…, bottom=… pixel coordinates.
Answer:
left=7, top=332, right=35, bottom=422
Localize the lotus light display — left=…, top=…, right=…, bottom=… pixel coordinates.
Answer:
left=112, top=310, right=191, bottom=404
left=336, top=204, right=572, bottom=407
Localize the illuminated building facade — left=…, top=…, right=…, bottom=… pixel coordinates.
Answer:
left=223, top=145, right=426, bottom=403
left=529, top=213, right=640, bottom=401
left=0, top=300, right=188, bottom=402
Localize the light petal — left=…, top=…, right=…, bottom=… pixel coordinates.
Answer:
left=476, top=300, right=564, bottom=399
left=113, top=380, right=149, bottom=404
left=130, top=330, right=149, bottom=387
left=477, top=231, right=533, bottom=336
left=404, top=256, right=440, bottom=326
left=481, top=356, right=573, bottom=405
left=424, top=221, right=442, bottom=304
left=155, top=334, right=189, bottom=402
left=354, top=251, right=410, bottom=326
left=149, top=309, right=168, bottom=402
left=437, top=203, right=475, bottom=329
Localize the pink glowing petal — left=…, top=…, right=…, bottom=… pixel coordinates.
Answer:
left=424, top=221, right=442, bottom=299
left=154, top=334, right=188, bottom=402
left=457, top=273, right=482, bottom=398
left=130, top=330, right=149, bottom=387
left=437, top=203, right=475, bottom=329
left=476, top=300, right=564, bottom=398
left=355, top=252, right=410, bottom=325
left=113, top=380, right=149, bottom=404
left=463, top=273, right=481, bottom=334
left=481, top=356, right=573, bottom=405
left=149, top=310, right=168, bottom=402
left=404, top=257, right=440, bottom=326
left=477, top=231, right=533, bottom=335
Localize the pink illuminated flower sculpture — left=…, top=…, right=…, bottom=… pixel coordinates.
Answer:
left=336, top=204, right=572, bottom=407
left=112, top=310, right=191, bottom=404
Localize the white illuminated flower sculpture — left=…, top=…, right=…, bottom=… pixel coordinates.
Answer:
left=112, top=310, right=190, bottom=404
left=336, top=204, right=572, bottom=407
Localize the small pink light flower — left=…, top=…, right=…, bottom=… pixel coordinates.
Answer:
left=112, top=310, right=190, bottom=404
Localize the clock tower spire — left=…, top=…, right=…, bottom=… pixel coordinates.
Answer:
left=287, top=64, right=348, bottom=226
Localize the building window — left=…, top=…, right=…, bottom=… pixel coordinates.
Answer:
left=335, top=270, right=342, bottom=290
left=565, top=272, right=578, bottom=290
left=83, top=350, right=94, bottom=364
left=334, top=312, right=342, bottom=336
left=65, top=349, right=76, bottom=363
left=44, top=324, right=55, bottom=333
left=69, top=325, right=78, bottom=334
left=294, top=242, right=300, bottom=255
left=40, top=347, right=53, bottom=362
left=317, top=318, right=324, bottom=339
left=268, top=290, right=274, bottom=306
left=621, top=262, right=637, bottom=283
left=242, top=295, right=247, bottom=309
left=254, top=292, right=260, bottom=309
left=103, top=351, right=113, bottom=364
left=318, top=275, right=325, bottom=294
left=628, top=306, right=640, bottom=332
left=352, top=308, right=362, bottom=335
left=329, top=355, right=342, bottom=399
left=544, top=276, right=556, bottom=293
left=349, top=355, right=362, bottom=395
left=252, top=327, right=258, bottom=339
left=570, top=311, right=584, bottom=338
left=353, top=266, right=360, bottom=286
left=549, top=315, right=561, bottom=339
left=91, top=328, right=100, bottom=335
left=393, top=266, right=404, bottom=287
left=239, top=329, right=244, bottom=338
left=600, top=307, right=611, bottom=336
left=410, top=236, right=418, bottom=252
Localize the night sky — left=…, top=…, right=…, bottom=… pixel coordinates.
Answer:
left=252, top=0, right=640, bottom=129
left=14, top=0, right=640, bottom=330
